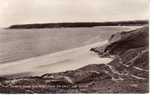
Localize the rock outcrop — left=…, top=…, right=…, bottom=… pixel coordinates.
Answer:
left=0, top=26, right=149, bottom=93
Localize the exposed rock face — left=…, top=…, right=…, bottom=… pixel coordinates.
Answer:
left=0, top=26, right=149, bottom=93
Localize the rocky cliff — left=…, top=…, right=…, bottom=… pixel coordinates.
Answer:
left=0, top=26, right=149, bottom=93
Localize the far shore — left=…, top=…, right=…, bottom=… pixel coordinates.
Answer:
left=8, top=20, right=148, bottom=29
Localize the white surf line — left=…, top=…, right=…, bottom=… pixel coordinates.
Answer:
left=0, top=41, right=112, bottom=76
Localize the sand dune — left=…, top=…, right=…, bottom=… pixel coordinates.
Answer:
left=0, top=41, right=112, bottom=76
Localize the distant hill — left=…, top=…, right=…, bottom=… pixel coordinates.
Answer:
left=8, top=20, right=148, bottom=29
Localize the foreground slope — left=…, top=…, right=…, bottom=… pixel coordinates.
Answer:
left=0, top=26, right=149, bottom=93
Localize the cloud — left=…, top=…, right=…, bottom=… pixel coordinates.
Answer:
left=0, top=0, right=148, bottom=27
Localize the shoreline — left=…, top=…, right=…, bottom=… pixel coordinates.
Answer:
left=0, top=26, right=149, bottom=93
left=0, top=41, right=112, bottom=76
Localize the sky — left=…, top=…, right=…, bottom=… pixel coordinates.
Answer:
left=0, top=0, right=148, bottom=27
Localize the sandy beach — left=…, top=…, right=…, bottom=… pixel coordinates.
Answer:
left=0, top=41, right=112, bottom=76
left=0, top=26, right=139, bottom=77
